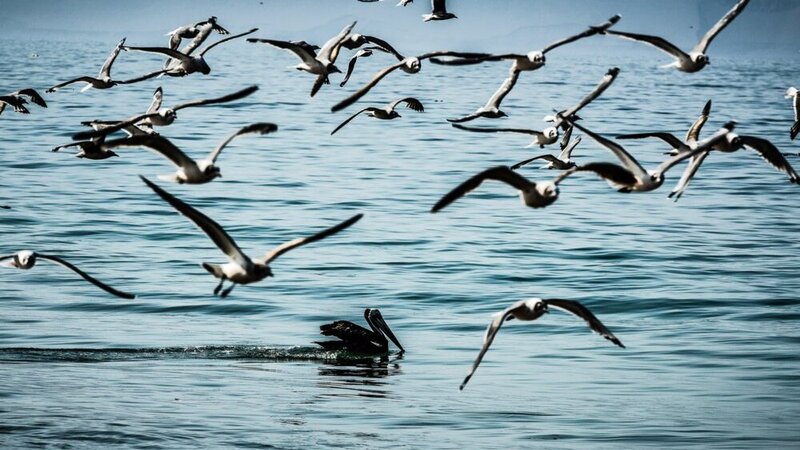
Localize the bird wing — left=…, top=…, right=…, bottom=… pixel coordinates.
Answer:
left=72, top=113, right=156, bottom=140
left=543, top=299, right=625, bottom=348
left=173, top=85, right=259, bottom=111
left=320, top=21, right=358, bottom=64
left=125, top=45, right=190, bottom=62
left=119, top=69, right=170, bottom=85
left=339, top=48, right=373, bottom=87
left=685, top=100, right=712, bottom=144
left=14, top=88, right=47, bottom=107
left=792, top=94, right=800, bottom=140
left=310, top=74, right=328, bottom=98
left=331, top=108, right=373, bottom=135
left=46, top=76, right=98, bottom=93
left=446, top=112, right=483, bottom=123
left=429, top=53, right=520, bottom=66
left=362, top=35, right=404, bottom=60
left=140, top=176, right=250, bottom=266
left=604, top=29, right=689, bottom=61
left=571, top=162, right=637, bottom=189
left=260, top=213, right=363, bottom=265
left=37, top=253, right=135, bottom=299
left=558, top=67, right=620, bottom=122
left=207, top=122, right=277, bottom=163
left=200, top=28, right=258, bottom=56
left=431, top=166, right=532, bottom=213
left=668, top=150, right=710, bottom=201
left=389, top=97, right=424, bottom=112
left=739, top=135, right=800, bottom=183
left=559, top=124, right=574, bottom=152
left=432, top=0, right=448, bottom=14
left=146, top=87, right=164, bottom=114
left=652, top=126, right=730, bottom=178
left=331, top=60, right=407, bottom=112
left=542, top=14, right=621, bottom=54
left=566, top=117, right=649, bottom=180
left=460, top=299, right=528, bottom=390
left=105, top=134, right=196, bottom=169
left=247, top=38, right=318, bottom=66
left=484, top=70, right=519, bottom=109
left=560, top=135, right=581, bottom=160
left=616, top=131, right=691, bottom=153
left=99, top=38, right=126, bottom=78
left=451, top=123, right=545, bottom=136
left=319, top=320, right=373, bottom=343
left=510, top=154, right=556, bottom=170
left=693, top=0, right=750, bottom=54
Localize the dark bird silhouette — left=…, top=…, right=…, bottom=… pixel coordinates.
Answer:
left=317, top=308, right=404, bottom=354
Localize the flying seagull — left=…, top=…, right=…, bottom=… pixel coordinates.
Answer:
left=430, top=163, right=636, bottom=212
left=460, top=298, right=624, bottom=390
left=1, top=250, right=135, bottom=299
left=166, top=16, right=229, bottom=51
left=72, top=85, right=259, bottom=141
left=316, top=308, right=405, bottom=354
left=124, top=28, right=258, bottom=77
left=331, top=97, right=423, bottom=135
left=424, top=0, right=457, bottom=21
left=99, top=123, right=277, bottom=184
left=616, top=99, right=712, bottom=155
left=786, top=87, right=799, bottom=140
left=447, top=70, right=519, bottom=123
left=601, top=0, right=750, bottom=72
left=0, top=88, right=47, bottom=115
left=510, top=135, right=582, bottom=171
left=247, top=21, right=356, bottom=97
left=140, top=176, right=363, bottom=297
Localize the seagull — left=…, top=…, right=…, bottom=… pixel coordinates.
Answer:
left=616, top=100, right=713, bottom=156
left=424, top=0, right=457, bottom=21
left=430, top=163, right=636, bottom=212
left=247, top=22, right=356, bottom=97
left=140, top=177, right=362, bottom=297
left=52, top=132, right=121, bottom=160
left=98, top=123, right=277, bottom=183
left=338, top=33, right=403, bottom=59
left=450, top=67, right=620, bottom=147
left=429, top=14, right=620, bottom=72
left=339, top=48, right=376, bottom=87
left=1, top=250, right=135, bottom=299
left=124, top=28, right=258, bottom=77
left=0, top=88, right=47, bottom=115
left=47, top=38, right=164, bottom=92
left=330, top=50, right=493, bottom=112
left=562, top=114, right=733, bottom=193
left=316, top=308, right=405, bottom=354
left=331, top=97, right=423, bottom=135
left=72, top=85, right=259, bottom=141
left=459, top=298, right=624, bottom=390
left=166, top=16, right=229, bottom=51
left=601, top=0, right=750, bottom=72
left=786, top=87, right=799, bottom=140
left=510, top=135, right=582, bottom=171
left=447, top=70, right=518, bottom=123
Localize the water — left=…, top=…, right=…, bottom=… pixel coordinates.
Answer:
left=1, top=33, right=800, bottom=448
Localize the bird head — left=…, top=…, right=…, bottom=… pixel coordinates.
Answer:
left=327, top=63, right=342, bottom=74
left=786, top=87, right=798, bottom=99
left=198, top=59, right=211, bottom=75
left=388, top=111, right=401, bottom=119
left=14, top=250, right=36, bottom=269
left=693, top=53, right=709, bottom=67
left=527, top=50, right=545, bottom=65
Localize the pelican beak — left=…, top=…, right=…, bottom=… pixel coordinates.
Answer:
left=371, top=311, right=404, bottom=353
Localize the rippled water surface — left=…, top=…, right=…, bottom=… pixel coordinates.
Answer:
left=1, top=33, right=800, bottom=449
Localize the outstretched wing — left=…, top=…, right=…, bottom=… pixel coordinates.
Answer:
left=331, top=108, right=373, bottom=135
left=37, top=253, right=135, bottom=299
left=510, top=154, right=557, bottom=170
left=207, top=122, right=277, bottom=163
left=340, top=48, right=374, bottom=87
left=389, top=97, right=424, bottom=112
left=604, top=29, right=690, bottom=61
left=693, top=0, right=750, bottom=54
left=431, top=166, right=532, bottom=213
left=542, top=14, right=621, bottom=54
left=99, top=38, right=126, bottom=78
left=686, top=100, right=711, bottom=144
left=173, top=85, right=259, bottom=111
left=146, top=87, right=164, bottom=114
left=558, top=67, right=620, bottom=123
left=331, top=60, right=407, bottom=112
left=544, top=299, right=625, bottom=348
left=452, top=123, right=545, bottom=137
left=247, top=38, right=318, bottom=67
left=260, top=214, right=363, bottom=264
left=566, top=116, right=649, bottom=180
left=104, top=134, right=196, bottom=169
left=200, top=28, right=258, bottom=56
left=15, top=88, right=47, bottom=107
left=739, top=135, right=800, bottom=184
left=616, top=131, right=691, bottom=153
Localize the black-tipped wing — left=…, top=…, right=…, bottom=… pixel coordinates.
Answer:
left=331, top=60, right=406, bottom=112
left=668, top=150, right=710, bottom=201
left=389, top=97, right=424, bottom=112
left=173, top=85, right=259, bottom=111
left=559, top=67, right=619, bottom=122
left=15, top=88, right=47, bottom=107
left=46, top=76, right=98, bottom=93
left=37, top=254, right=135, bottom=299
left=146, top=87, right=163, bottom=114
left=542, top=14, right=621, bottom=54
left=686, top=100, right=711, bottom=144
left=99, top=38, right=126, bottom=78
left=119, top=69, right=169, bottom=85
left=340, top=48, right=373, bottom=87
left=574, top=162, right=637, bottom=188
left=105, top=135, right=197, bottom=169
left=544, top=299, right=625, bottom=348
left=247, top=38, right=318, bottom=66
left=739, top=135, right=800, bottom=183
left=261, top=214, right=363, bottom=264
left=200, top=28, right=258, bottom=56
left=510, top=154, right=556, bottom=170
left=566, top=117, right=649, bottom=180
left=604, top=29, right=689, bottom=61
left=125, top=45, right=190, bottom=62
left=452, top=123, right=545, bottom=137
left=140, top=176, right=250, bottom=266
left=331, top=108, right=373, bottom=135
left=616, top=131, right=690, bottom=153
left=693, top=0, right=750, bottom=54
left=431, top=166, right=532, bottom=213
left=207, top=122, right=277, bottom=163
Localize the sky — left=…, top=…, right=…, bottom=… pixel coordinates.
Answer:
left=0, top=0, right=798, bottom=55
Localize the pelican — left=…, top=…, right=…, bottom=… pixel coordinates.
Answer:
left=247, top=22, right=356, bottom=97
left=430, top=163, right=636, bottom=213
left=331, top=50, right=493, bottom=112
left=98, top=123, right=277, bottom=184
left=140, top=176, right=362, bottom=297
left=429, top=14, right=620, bottom=72
left=124, top=28, right=258, bottom=77
left=0, top=88, right=47, bottom=115
left=601, top=0, right=750, bottom=72
left=786, top=87, right=799, bottom=140
left=1, top=250, right=135, bottom=299
left=511, top=135, right=582, bottom=171
left=331, top=97, right=423, bottom=135
left=450, top=67, right=619, bottom=148
left=72, top=85, right=259, bottom=141
left=316, top=308, right=405, bottom=354
left=423, top=0, right=457, bottom=21
left=460, top=298, right=625, bottom=390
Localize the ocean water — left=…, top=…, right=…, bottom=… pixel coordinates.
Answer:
left=1, top=33, right=800, bottom=449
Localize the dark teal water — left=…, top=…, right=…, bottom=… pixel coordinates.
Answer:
left=1, top=32, right=800, bottom=449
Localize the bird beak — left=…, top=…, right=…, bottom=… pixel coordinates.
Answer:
left=372, top=312, right=404, bottom=353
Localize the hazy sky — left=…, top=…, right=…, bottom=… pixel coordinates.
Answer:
left=0, top=0, right=798, bottom=55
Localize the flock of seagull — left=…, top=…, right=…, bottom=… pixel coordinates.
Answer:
left=2, top=0, right=798, bottom=390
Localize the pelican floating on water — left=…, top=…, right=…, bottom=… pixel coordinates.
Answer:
left=316, top=308, right=405, bottom=354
